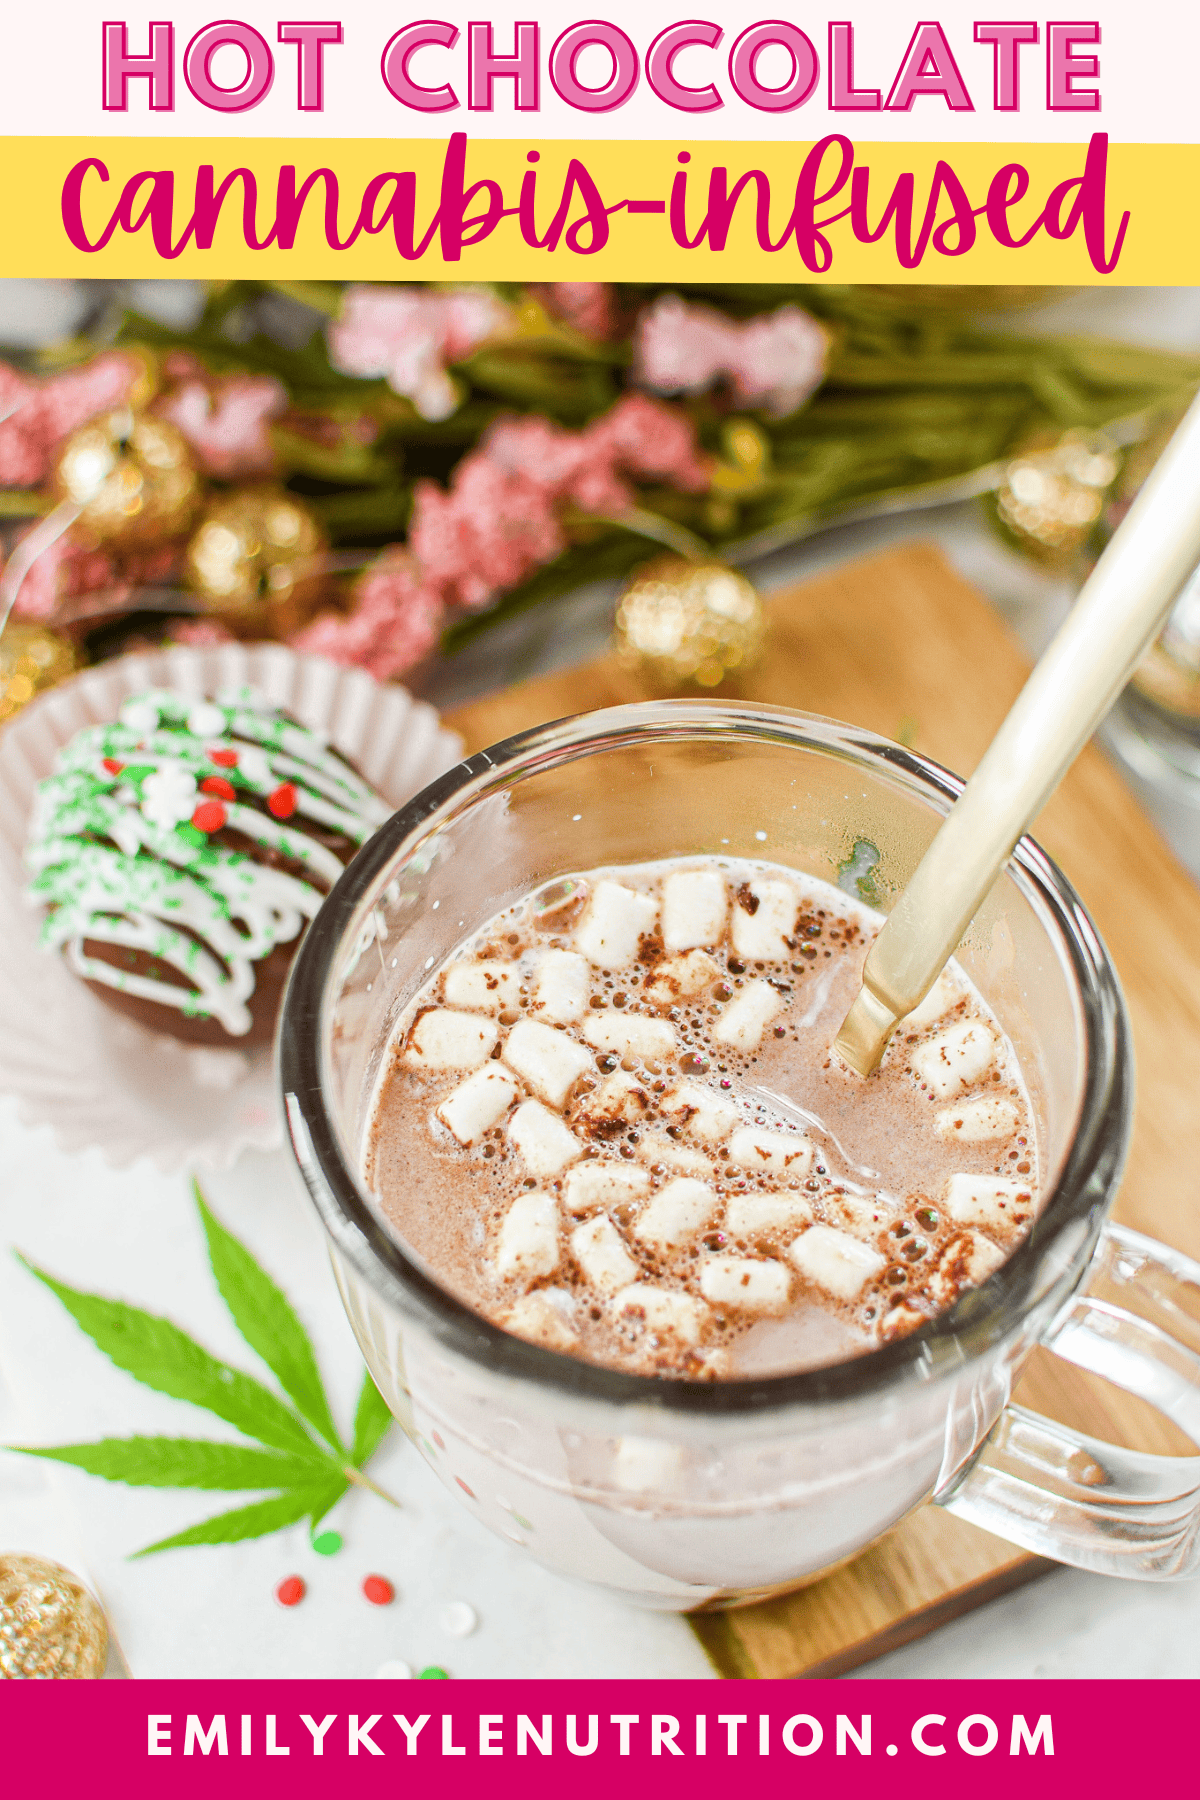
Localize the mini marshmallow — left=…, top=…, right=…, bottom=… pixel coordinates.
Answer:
left=495, top=1191, right=560, bottom=1281
left=436, top=1065, right=519, bottom=1145
left=614, top=1283, right=707, bottom=1345
left=582, top=1013, right=677, bottom=1060
left=575, top=880, right=657, bottom=969
left=406, top=1008, right=498, bottom=1069
left=828, top=1194, right=891, bottom=1238
left=612, top=1435, right=683, bottom=1494
left=935, top=1096, right=1021, bottom=1142
left=880, top=1301, right=927, bottom=1342
left=905, top=972, right=963, bottom=1031
left=633, top=1177, right=716, bottom=1250
left=575, top=1070, right=649, bottom=1132
left=570, top=1215, right=640, bottom=1294
left=712, top=980, right=784, bottom=1051
left=731, top=878, right=798, bottom=961
left=564, top=1161, right=650, bottom=1214
left=503, top=1019, right=593, bottom=1107
left=944, top=1173, right=1033, bottom=1235
left=533, top=948, right=589, bottom=1024
left=911, top=1019, right=997, bottom=1101
left=789, top=1224, right=886, bottom=1298
left=508, top=1099, right=582, bottom=1176
left=636, top=1131, right=712, bottom=1177
left=729, top=1125, right=814, bottom=1178
left=443, top=959, right=521, bottom=1014
left=700, top=1255, right=790, bottom=1311
left=504, top=1289, right=577, bottom=1352
left=661, top=1082, right=739, bottom=1143
left=643, top=949, right=722, bottom=1009
left=927, top=1229, right=1006, bottom=1309
left=725, top=1192, right=813, bottom=1236
left=661, top=868, right=727, bottom=951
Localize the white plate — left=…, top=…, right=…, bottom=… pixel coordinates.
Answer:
left=0, top=643, right=462, bottom=1171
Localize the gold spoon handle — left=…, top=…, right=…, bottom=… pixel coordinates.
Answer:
left=836, top=385, right=1200, bottom=1076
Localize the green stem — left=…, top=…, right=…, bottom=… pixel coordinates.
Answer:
left=343, top=1463, right=401, bottom=1508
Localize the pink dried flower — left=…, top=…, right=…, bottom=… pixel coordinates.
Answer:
left=293, top=552, right=443, bottom=681
left=409, top=395, right=711, bottom=612
left=34, top=353, right=142, bottom=446
left=156, top=373, right=285, bottom=478
left=0, top=366, right=40, bottom=485
left=635, top=295, right=827, bottom=419
left=7, top=530, right=177, bottom=623
left=585, top=393, right=712, bottom=494
left=410, top=454, right=565, bottom=611
left=162, top=351, right=207, bottom=382
left=289, top=391, right=712, bottom=675
left=6, top=533, right=92, bottom=620
left=634, top=296, right=732, bottom=399
left=534, top=283, right=617, bottom=342
left=729, top=308, right=830, bottom=417
left=0, top=351, right=140, bottom=487
left=328, top=285, right=510, bottom=422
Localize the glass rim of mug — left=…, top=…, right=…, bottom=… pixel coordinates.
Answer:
left=280, top=699, right=1131, bottom=1418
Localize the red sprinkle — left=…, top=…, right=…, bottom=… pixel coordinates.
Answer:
left=191, top=800, right=227, bottom=834
left=201, top=775, right=236, bottom=800
left=102, top=757, right=124, bottom=775
left=274, top=1575, right=306, bottom=1608
left=454, top=1477, right=477, bottom=1499
left=362, top=1575, right=394, bottom=1607
left=209, top=747, right=238, bottom=767
left=268, top=782, right=297, bottom=820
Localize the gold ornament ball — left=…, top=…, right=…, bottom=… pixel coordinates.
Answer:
left=0, top=1554, right=108, bottom=1679
left=995, top=431, right=1119, bottom=564
left=0, top=621, right=79, bottom=726
left=186, top=486, right=328, bottom=639
left=614, top=555, right=765, bottom=691
left=53, top=407, right=200, bottom=546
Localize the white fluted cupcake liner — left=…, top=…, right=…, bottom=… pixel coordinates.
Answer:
left=0, top=644, right=463, bottom=1172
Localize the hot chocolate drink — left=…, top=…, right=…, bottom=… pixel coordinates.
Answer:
left=366, top=857, right=1039, bottom=1379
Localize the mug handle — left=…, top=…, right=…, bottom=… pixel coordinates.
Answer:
left=935, top=1223, right=1200, bottom=1579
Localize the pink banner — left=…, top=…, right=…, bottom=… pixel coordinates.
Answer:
left=0, top=1679, right=1183, bottom=1794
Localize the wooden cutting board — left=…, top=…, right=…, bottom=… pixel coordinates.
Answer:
left=444, top=541, right=1200, bottom=1678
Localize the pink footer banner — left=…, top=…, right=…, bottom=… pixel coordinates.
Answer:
left=0, top=1679, right=1182, bottom=1793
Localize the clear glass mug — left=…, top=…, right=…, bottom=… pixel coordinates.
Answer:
left=280, top=703, right=1200, bottom=1608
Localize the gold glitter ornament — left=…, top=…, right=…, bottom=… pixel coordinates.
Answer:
left=0, top=1554, right=108, bottom=1678
left=186, top=485, right=328, bottom=639
left=53, top=407, right=200, bottom=546
left=614, top=555, right=764, bottom=691
left=995, top=430, right=1119, bottom=565
left=0, top=621, right=79, bottom=725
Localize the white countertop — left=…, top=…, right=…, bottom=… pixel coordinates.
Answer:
left=3, top=281, right=1200, bottom=1680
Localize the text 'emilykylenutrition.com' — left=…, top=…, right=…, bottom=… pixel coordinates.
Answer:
left=144, top=1709, right=1054, bottom=1760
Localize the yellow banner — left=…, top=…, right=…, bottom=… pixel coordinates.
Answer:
left=0, top=132, right=1179, bottom=282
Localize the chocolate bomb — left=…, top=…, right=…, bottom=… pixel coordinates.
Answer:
left=25, top=685, right=390, bottom=1047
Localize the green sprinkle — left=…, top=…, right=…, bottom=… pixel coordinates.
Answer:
left=176, top=823, right=206, bottom=848
left=311, top=1530, right=343, bottom=1556
left=419, top=1666, right=449, bottom=1679
left=837, top=837, right=883, bottom=906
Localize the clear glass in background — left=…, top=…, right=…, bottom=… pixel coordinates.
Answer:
left=280, top=703, right=1200, bottom=1609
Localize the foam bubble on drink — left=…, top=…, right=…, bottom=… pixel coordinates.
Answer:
left=365, top=855, right=1042, bottom=1380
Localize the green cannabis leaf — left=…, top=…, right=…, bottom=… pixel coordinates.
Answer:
left=194, top=1182, right=341, bottom=1452
left=6, top=1184, right=397, bottom=1557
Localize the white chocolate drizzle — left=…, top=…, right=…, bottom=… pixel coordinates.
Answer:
left=25, top=686, right=390, bottom=1035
